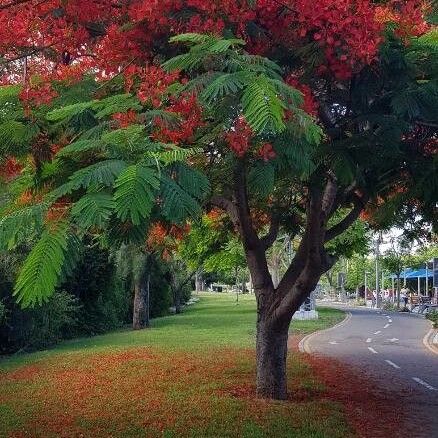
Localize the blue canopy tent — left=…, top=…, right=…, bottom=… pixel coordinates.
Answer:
left=389, top=268, right=433, bottom=294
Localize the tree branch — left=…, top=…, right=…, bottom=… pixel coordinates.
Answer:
left=233, top=160, right=260, bottom=249
left=260, top=213, right=280, bottom=250
left=324, top=194, right=368, bottom=242
left=209, top=195, right=239, bottom=226
left=321, top=172, right=338, bottom=220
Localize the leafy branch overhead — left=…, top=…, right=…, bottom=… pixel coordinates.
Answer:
left=0, top=84, right=211, bottom=306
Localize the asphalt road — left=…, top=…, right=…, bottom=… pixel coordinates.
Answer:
left=305, top=306, right=438, bottom=437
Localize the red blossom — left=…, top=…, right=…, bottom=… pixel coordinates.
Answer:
left=136, top=66, right=179, bottom=107
left=285, top=76, right=319, bottom=117
left=0, top=156, right=23, bottom=181
left=112, top=110, right=138, bottom=128
left=225, top=116, right=253, bottom=157
left=257, top=143, right=276, bottom=162
left=153, top=93, right=204, bottom=144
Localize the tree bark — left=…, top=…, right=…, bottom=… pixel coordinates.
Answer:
left=133, top=280, right=149, bottom=330
left=195, top=270, right=203, bottom=293
left=256, top=317, right=289, bottom=399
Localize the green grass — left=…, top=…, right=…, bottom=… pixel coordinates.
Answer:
left=0, top=293, right=343, bottom=370
left=0, top=293, right=350, bottom=438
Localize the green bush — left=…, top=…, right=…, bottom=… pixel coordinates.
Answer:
left=426, top=310, right=438, bottom=328
left=0, top=291, right=80, bottom=352
left=63, top=244, right=131, bottom=335
left=382, top=302, right=396, bottom=311
left=0, top=299, right=6, bottom=325
left=148, top=256, right=172, bottom=318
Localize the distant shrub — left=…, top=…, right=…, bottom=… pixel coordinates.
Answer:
left=382, top=302, right=396, bottom=311
left=426, top=310, right=438, bottom=328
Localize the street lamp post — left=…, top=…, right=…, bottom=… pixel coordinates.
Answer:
left=375, top=234, right=382, bottom=308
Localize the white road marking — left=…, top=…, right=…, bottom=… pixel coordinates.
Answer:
left=384, top=324, right=390, bottom=329
left=385, top=360, right=401, bottom=369
left=374, top=331, right=382, bottom=335
left=388, top=319, right=392, bottom=323
left=329, top=341, right=338, bottom=345
left=412, top=377, right=437, bottom=391
left=433, top=333, right=438, bottom=345
left=387, top=338, right=399, bottom=343
left=366, top=338, right=372, bottom=343
left=368, top=347, right=378, bottom=354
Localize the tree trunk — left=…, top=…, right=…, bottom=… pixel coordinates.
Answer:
left=174, top=291, right=182, bottom=314
left=256, top=318, right=289, bottom=399
left=195, top=270, right=203, bottom=293
left=133, top=280, right=149, bottom=330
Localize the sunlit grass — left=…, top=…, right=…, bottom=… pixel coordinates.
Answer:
left=0, top=293, right=350, bottom=437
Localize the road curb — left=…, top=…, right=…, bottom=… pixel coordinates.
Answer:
left=298, top=311, right=352, bottom=354
left=422, top=323, right=438, bottom=356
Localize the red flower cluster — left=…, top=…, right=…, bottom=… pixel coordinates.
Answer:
left=285, top=76, right=319, bottom=117
left=112, top=110, right=139, bottom=128
left=147, top=221, right=191, bottom=258
left=45, top=198, right=71, bottom=224
left=0, top=0, right=430, bottom=87
left=375, top=1, right=430, bottom=38
left=153, top=93, right=204, bottom=144
left=257, top=143, right=276, bottom=162
left=225, top=117, right=253, bottom=157
left=19, top=82, right=58, bottom=109
left=0, top=156, right=23, bottom=181
left=135, top=66, right=180, bottom=108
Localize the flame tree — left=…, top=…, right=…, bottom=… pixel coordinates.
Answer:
left=0, top=0, right=437, bottom=399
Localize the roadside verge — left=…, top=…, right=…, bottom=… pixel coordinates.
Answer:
left=423, top=324, right=438, bottom=355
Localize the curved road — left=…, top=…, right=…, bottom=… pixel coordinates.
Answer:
left=305, top=306, right=438, bottom=437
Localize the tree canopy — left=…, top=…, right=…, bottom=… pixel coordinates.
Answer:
left=0, top=0, right=437, bottom=399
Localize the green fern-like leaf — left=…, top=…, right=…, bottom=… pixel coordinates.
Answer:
left=56, top=139, right=104, bottom=157
left=48, top=160, right=127, bottom=201
left=114, top=164, right=160, bottom=225
left=201, top=71, right=250, bottom=104
left=59, top=234, right=82, bottom=282
left=248, top=162, right=275, bottom=197
left=92, top=93, right=142, bottom=119
left=242, top=75, right=286, bottom=133
left=142, top=110, right=181, bottom=129
left=146, top=145, right=203, bottom=165
left=160, top=176, right=202, bottom=223
left=169, top=33, right=213, bottom=44
left=46, top=100, right=97, bottom=122
left=175, top=164, right=210, bottom=200
left=13, top=221, right=70, bottom=307
left=271, top=80, right=303, bottom=107
left=0, top=120, right=39, bottom=155
left=164, top=35, right=245, bottom=72
left=102, top=124, right=145, bottom=147
left=225, top=53, right=282, bottom=78
left=71, top=192, right=114, bottom=229
left=0, top=203, right=47, bottom=250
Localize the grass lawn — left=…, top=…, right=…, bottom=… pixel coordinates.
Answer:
left=0, top=293, right=349, bottom=438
